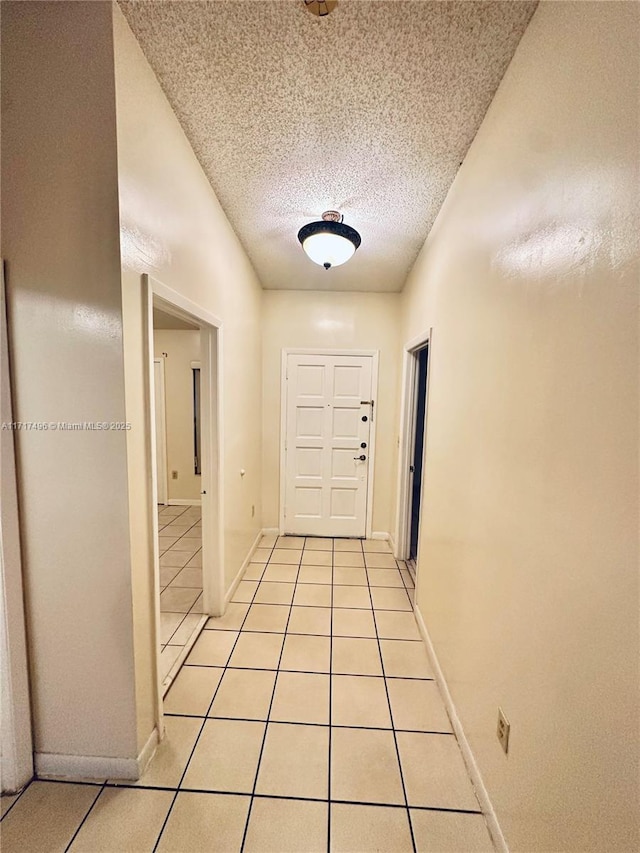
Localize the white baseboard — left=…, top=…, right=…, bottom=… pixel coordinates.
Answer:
left=36, top=727, right=161, bottom=783
left=371, top=530, right=390, bottom=541
left=413, top=604, right=508, bottom=853
left=167, top=499, right=201, bottom=507
left=262, top=527, right=279, bottom=536
left=224, top=528, right=264, bottom=606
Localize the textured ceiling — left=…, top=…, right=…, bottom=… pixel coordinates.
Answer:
left=120, top=0, right=537, bottom=292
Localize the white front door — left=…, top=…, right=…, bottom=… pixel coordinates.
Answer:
left=283, top=352, right=374, bottom=537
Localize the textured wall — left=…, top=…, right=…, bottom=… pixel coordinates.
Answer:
left=401, top=2, right=639, bottom=850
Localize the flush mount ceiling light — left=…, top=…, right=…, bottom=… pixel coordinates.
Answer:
left=297, top=211, right=361, bottom=270
left=303, top=0, right=337, bottom=17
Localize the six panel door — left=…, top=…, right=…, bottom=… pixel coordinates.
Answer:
left=283, top=353, right=373, bottom=537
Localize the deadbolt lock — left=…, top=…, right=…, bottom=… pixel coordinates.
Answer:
left=360, top=442, right=367, bottom=449
left=361, top=415, right=368, bottom=422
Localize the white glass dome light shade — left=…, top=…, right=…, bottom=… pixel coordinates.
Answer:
left=297, top=218, right=362, bottom=270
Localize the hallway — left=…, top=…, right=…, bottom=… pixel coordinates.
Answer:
left=0, top=536, right=493, bottom=852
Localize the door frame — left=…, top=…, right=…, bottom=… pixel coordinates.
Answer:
left=152, top=357, right=169, bottom=506
left=143, top=275, right=225, bottom=722
left=0, top=261, right=33, bottom=793
left=279, top=348, right=379, bottom=539
left=395, top=329, right=433, bottom=561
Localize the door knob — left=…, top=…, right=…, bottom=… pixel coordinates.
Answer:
left=354, top=454, right=366, bottom=461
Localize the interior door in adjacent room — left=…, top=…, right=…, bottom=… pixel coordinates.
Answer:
left=282, top=351, right=375, bottom=537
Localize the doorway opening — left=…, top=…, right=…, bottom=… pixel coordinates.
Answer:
left=395, top=331, right=432, bottom=571
left=409, top=345, right=429, bottom=562
left=144, top=275, right=223, bottom=706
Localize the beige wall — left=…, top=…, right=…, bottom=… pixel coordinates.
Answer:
left=262, top=291, right=400, bottom=535
left=113, top=5, right=263, bottom=604
left=1, top=2, right=138, bottom=763
left=401, top=2, right=639, bottom=851
left=153, top=331, right=201, bottom=503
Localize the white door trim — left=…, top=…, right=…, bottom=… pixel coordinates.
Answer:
left=279, top=348, right=379, bottom=538
left=143, top=274, right=224, bottom=732
left=0, top=261, right=34, bottom=793
left=395, top=329, right=432, bottom=562
left=153, top=358, right=169, bottom=506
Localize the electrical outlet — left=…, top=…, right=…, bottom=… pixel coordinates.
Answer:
left=171, top=470, right=178, bottom=480
left=497, top=707, right=510, bottom=754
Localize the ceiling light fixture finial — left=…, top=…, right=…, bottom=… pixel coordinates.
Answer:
left=303, top=0, right=337, bottom=17
left=297, top=210, right=361, bottom=270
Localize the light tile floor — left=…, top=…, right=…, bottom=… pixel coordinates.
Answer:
left=0, top=535, right=495, bottom=852
left=157, top=504, right=204, bottom=686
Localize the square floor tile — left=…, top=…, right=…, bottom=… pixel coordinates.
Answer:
left=254, top=581, right=295, bottom=605
left=301, top=549, right=332, bottom=567
left=332, top=675, right=392, bottom=728
left=286, top=605, right=331, bottom=636
left=205, top=602, right=249, bottom=631
left=333, top=551, right=365, bottom=568
left=371, top=587, right=412, bottom=610
left=304, top=537, right=333, bottom=551
left=156, top=792, right=250, bottom=852
left=164, top=665, right=223, bottom=716
left=401, top=569, right=415, bottom=589
left=387, top=679, right=452, bottom=732
left=270, top=671, right=330, bottom=724
left=244, top=796, right=328, bottom=853
left=331, top=803, right=413, bottom=853
left=397, top=732, right=479, bottom=810
left=332, top=608, right=376, bottom=638
left=255, top=722, right=329, bottom=799
left=69, top=787, right=173, bottom=852
left=0, top=782, right=98, bottom=853
left=170, top=538, right=201, bottom=553
left=160, top=612, right=184, bottom=644
left=293, top=584, right=331, bottom=607
left=231, top=580, right=259, bottom=603
left=243, top=563, right=266, bottom=581
left=129, top=716, right=201, bottom=788
left=367, top=568, right=405, bottom=588
left=0, top=793, right=19, bottom=818
left=170, top=566, right=202, bottom=589
left=209, top=668, right=276, bottom=721
left=331, top=727, right=404, bottom=805
left=259, top=534, right=277, bottom=548
left=365, top=553, right=398, bottom=569
left=333, top=567, right=368, bottom=587
left=160, top=565, right=182, bottom=587
left=189, top=593, right=204, bottom=614
left=280, top=634, right=330, bottom=673
left=332, top=637, right=382, bottom=676
left=332, top=586, right=372, bottom=609
left=228, top=632, right=284, bottom=670
left=363, top=540, right=392, bottom=553
left=276, top=536, right=306, bottom=549
left=334, top=539, right=363, bottom=552
left=243, top=603, right=290, bottom=633
left=375, top=611, right=422, bottom=640
left=169, top=613, right=202, bottom=646
left=410, top=809, right=494, bottom=851
left=270, top=548, right=302, bottom=564
left=251, top=548, right=273, bottom=564
left=262, top=564, right=299, bottom=583
left=186, top=630, right=238, bottom=666
left=182, top=718, right=265, bottom=792
left=159, top=550, right=190, bottom=569
left=158, top=535, right=179, bottom=551
left=298, top=565, right=333, bottom=585
left=380, top=639, right=434, bottom=679
left=160, top=587, right=201, bottom=614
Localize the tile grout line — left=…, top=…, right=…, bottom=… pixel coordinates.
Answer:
left=238, top=536, right=306, bottom=852
left=364, top=541, right=418, bottom=853
left=62, top=782, right=106, bottom=852
left=0, top=778, right=32, bottom=823
left=151, top=534, right=279, bottom=853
